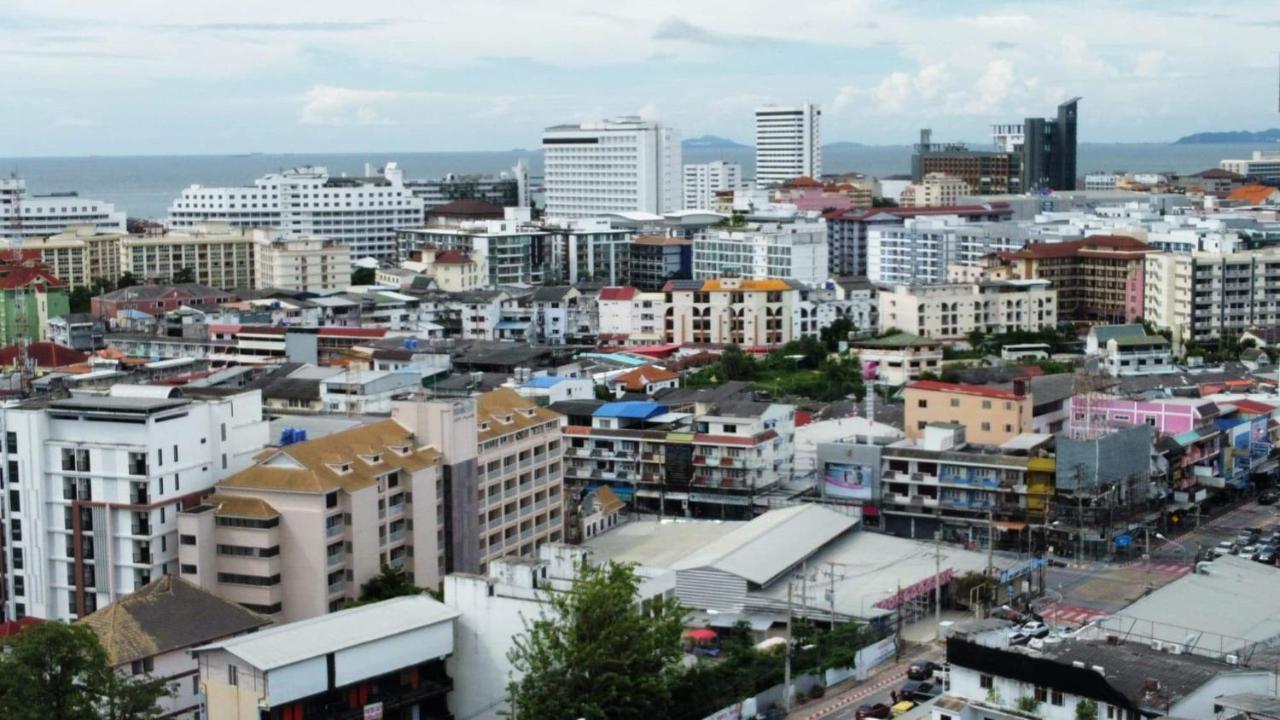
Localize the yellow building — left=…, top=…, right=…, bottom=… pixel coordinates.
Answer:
left=904, top=380, right=1033, bottom=445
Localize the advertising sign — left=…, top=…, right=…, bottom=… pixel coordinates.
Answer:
left=824, top=462, right=874, bottom=500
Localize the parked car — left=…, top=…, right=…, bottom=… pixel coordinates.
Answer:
left=1019, top=621, right=1050, bottom=639
left=907, top=660, right=943, bottom=681
left=855, top=703, right=893, bottom=719
left=890, top=700, right=916, bottom=717
left=1256, top=546, right=1277, bottom=565
left=1237, top=532, right=1256, bottom=546
left=1213, top=541, right=1238, bottom=557
left=899, top=680, right=942, bottom=703
left=1260, top=491, right=1278, bottom=505
left=1241, top=544, right=1259, bottom=558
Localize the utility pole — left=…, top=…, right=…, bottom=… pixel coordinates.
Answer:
left=828, top=561, right=837, bottom=629
left=987, top=508, right=995, bottom=575
left=934, top=529, right=943, bottom=639
left=784, top=580, right=794, bottom=712
left=894, top=579, right=903, bottom=662
left=1078, top=493, right=1085, bottom=563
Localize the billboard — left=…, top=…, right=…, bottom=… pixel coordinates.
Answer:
left=824, top=462, right=874, bottom=500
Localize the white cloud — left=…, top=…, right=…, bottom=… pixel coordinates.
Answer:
left=1133, top=50, right=1165, bottom=78
left=873, top=72, right=913, bottom=113
left=299, top=84, right=398, bottom=126
left=1059, top=35, right=1114, bottom=75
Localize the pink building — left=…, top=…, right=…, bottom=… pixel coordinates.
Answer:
left=1067, top=396, right=1215, bottom=437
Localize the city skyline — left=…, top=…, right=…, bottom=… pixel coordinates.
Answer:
left=4, top=1, right=1280, bottom=157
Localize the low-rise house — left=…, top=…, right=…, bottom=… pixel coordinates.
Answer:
left=193, top=596, right=458, bottom=720
left=319, top=369, right=423, bottom=414
left=78, top=576, right=271, bottom=719
left=46, top=313, right=106, bottom=350
left=851, top=332, right=944, bottom=385
left=904, top=380, right=1033, bottom=444
left=606, top=365, right=680, bottom=397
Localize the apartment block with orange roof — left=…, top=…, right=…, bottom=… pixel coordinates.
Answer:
left=663, top=277, right=803, bottom=347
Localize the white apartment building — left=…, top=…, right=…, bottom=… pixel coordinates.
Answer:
left=0, top=177, right=126, bottom=241
left=543, top=218, right=633, bottom=284
left=755, top=104, right=821, bottom=186
left=1221, top=150, right=1280, bottom=182
left=902, top=173, right=970, bottom=207
left=683, top=161, right=742, bottom=210
left=399, top=216, right=551, bottom=286
left=253, top=231, right=352, bottom=292
left=877, top=280, right=1057, bottom=340
left=166, top=163, right=424, bottom=260
left=542, top=117, right=681, bottom=219
left=665, top=278, right=803, bottom=347
left=596, top=286, right=668, bottom=346
left=991, top=123, right=1024, bottom=152
left=0, top=385, right=268, bottom=621
left=692, top=215, right=828, bottom=287
left=867, top=216, right=1029, bottom=285
left=1084, top=173, right=1121, bottom=191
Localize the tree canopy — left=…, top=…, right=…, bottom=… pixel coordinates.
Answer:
left=0, top=621, right=169, bottom=720
left=506, top=561, right=685, bottom=720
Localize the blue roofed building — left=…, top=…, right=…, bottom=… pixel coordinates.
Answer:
left=515, top=373, right=595, bottom=406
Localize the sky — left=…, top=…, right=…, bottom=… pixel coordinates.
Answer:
left=3, top=0, right=1280, bottom=157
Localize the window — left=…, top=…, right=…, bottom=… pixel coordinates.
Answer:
left=981, top=422, right=991, bottom=432
left=949, top=398, right=959, bottom=407
left=180, top=564, right=197, bottom=574
left=918, top=399, right=928, bottom=408
left=8, top=489, right=18, bottom=513
left=130, top=658, right=154, bottom=675
left=1004, top=424, right=1012, bottom=433
left=157, top=448, right=163, bottom=466
left=221, top=423, right=227, bottom=442
left=979, top=674, right=993, bottom=690
left=192, top=676, right=199, bottom=696
left=917, top=421, right=927, bottom=430
left=981, top=400, right=992, bottom=409
left=9, top=519, right=19, bottom=542
left=173, top=444, right=178, bottom=463
left=326, top=491, right=338, bottom=509
left=180, top=534, right=196, bottom=545
left=5, top=431, right=15, bottom=453
left=13, top=576, right=23, bottom=597
left=1035, top=686, right=1048, bottom=703
left=227, top=665, right=238, bottom=687
left=1050, top=689, right=1064, bottom=706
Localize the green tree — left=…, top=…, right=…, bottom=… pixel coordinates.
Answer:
left=172, top=267, right=196, bottom=284
left=718, top=344, right=757, bottom=382
left=69, top=286, right=93, bottom=314
left=0, top=622, right=169, bottom=720
left=506, top=561, right=685, bottom=720
left=359, top=564, right=424, bottom=602
left=820, top=317, right=855, bottom=352
left=351, top=267, right=377, bottom=285
left=116, top=272, right=138, bottom=290
left=871, top=197, right=899, bottom=207
left=1075, top=698, right=1099, bottom=720
left=817, top=355, right=865, bottom=402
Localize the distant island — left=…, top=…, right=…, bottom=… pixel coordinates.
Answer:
left=682, top=135, right=750, bottom=150
left=822, top=141, right=866, bottom=151
left=1174, top=129, right=1280, bottom=144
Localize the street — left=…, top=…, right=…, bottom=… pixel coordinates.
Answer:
left=1042, top=496, right=1280, bottom=627
left=789, top=645, right=942, bottom=720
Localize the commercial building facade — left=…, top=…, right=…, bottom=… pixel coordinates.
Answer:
left=542, top=117, right=681, bottom=218
left=867, top=215, right=1028, bottom=285
left=903, top=380, right=1034, bottom=445
left=754, top=104, right=821, bottom=186
left=1011, top=234, right=1155, bottom=324
left=629, top=235, right=692, bottom=291
left=825, top=202, right=1014, bottom=277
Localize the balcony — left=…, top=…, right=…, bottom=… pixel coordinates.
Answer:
left=326, top=521, right=344, bottom=538
left=131, top=522, right=151, bottom=536
left=130, top=488, right=150, bottom=505
left=328, top=552, right=344, bottom=567
left=389, top=527, right=406, bottom=543
left=328, top=580, right=345, bottom=596
left=133, top=551, right=152, bottom=565
left=388, top=555, right=405, bottom=571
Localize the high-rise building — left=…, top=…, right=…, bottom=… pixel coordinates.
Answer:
left=683, top=161, right=742, bottom=210
left=692, top=214, right=828, bottom=287
left=1, top=385, right=268, bottom=621
left=166, top=163, right=424, bottom=261
left=1007, top=98, right=1081, bottom=192
left=542, top=117, right=681, bottom=219
left=754, top=104, right=822, bottom=186
left=1010, top=234, right=1154, bottom=324
left=0, top=177, right=126, bottom=241
left=404, top=162, right=529, bottom=215
left=253, top=231, right=353, bottom=292
left=911, top=129, right=1021, bottom=195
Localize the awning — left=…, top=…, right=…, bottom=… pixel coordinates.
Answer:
left=685, top=629, right=717, bottom=641
left=993, top=520, right=1028, bottom=531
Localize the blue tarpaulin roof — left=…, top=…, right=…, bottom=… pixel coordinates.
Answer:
left=523, top=375, right=568, bottom=389
left=593, top=401, right=667, bottom=420
left=586, top=482, right=634, bottom=500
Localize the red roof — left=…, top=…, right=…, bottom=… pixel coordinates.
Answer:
left=1227, top=185, right=1279, bottom=205
left=1230, top=399, right=1279, bottom=415
left=599, top=286, right=638, bottom=301
left=833, top=203, right=1014, bottom=223
left=0, top=264, right=65, bottom=291
left=907, top=380, right=1024, bottom=401
left=433, top=249, right=473, bottom=265
left=795, top=409, right=813, bottom=427
left=782, top=176, right=822, bottom=188
left=0, top=617, right=42, bottom=639
left=1010, top=235, right=1154, bottom=260
left=610, top=365, right=679, bottom=391
left=0, top=342, right=87, bottom=368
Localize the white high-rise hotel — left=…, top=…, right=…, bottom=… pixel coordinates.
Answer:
left=754, top=104, right=822, bottom=186
left=0, top=176, right=126, bottom=241
left=541, top=117, right=681, bottom=219
left=166, top=163, right=424, bottom=260
left=682, top=161, right=742, bottom=210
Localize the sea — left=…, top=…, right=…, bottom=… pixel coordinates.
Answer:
left=1, top=142, right=1274, bottom=220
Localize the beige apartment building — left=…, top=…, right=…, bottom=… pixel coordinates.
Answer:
left=177, top=420, right=442, bottom=623
left=665, top=277, right=801, bottom=347
left=253, top=232, right=352, bottom=292
left=903, top=380, right=1033, bottom=445
left=119, top=225, right=256, bottom=289
left=393, top=388, right=565, bottom=575
left=877, top=280, right=1057, bottom=340
left=902, top=172, right=971, bottom=207
left=21, top=226, right=122, bottom=289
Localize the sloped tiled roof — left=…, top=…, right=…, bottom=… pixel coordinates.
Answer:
left=475, top=387, right=563, bottom=442
left=219, top=419, right=439, bottom=494
left=1010, top=235, right=1153, bottom=259
left=0, top=342, right=87, bottom=368
left=428, top=199, right=505, bottom=217
left=598, top=286, right=638, bottom=301
left=78, top=576, right=271, bottom=666
left=1227, top=185, right=1280, bottom=205
left=907, top=379, right=1025, bottom=401
left=609, top=365, right=679, bottom=391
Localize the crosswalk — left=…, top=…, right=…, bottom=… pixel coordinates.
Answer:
left=1041, top=604, right=1109, bottom=627
left=1126, top=560, right=1192, bottom=576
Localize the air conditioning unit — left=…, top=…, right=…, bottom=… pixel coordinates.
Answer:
left=1151, top=640, right=1164, bottom=652
left=1168, top=645, right=1182, bottom=655
left=1226, top=654, right=1240, bottom=665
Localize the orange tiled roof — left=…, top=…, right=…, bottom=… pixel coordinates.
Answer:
left=1227, top=185, right=1279, bottom=205
left=610, top=365, right=679, bottom=391
left=701, top=278, right=792, bottom=292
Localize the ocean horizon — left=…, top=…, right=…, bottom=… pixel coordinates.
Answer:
left=1, top=142, right=1272, bottom=220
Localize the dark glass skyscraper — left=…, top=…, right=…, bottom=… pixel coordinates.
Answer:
left=1021, top=97, right=1080, bottom=192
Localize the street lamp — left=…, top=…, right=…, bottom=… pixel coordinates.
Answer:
left=1155, top=533, right=1190, bottom=558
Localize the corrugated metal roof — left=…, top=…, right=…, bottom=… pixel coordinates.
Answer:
left=671, top=505, right=858, bottom=585
left=194, top=595, right=459, bottom=671
left=594, top=401, right=668, bottom=420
